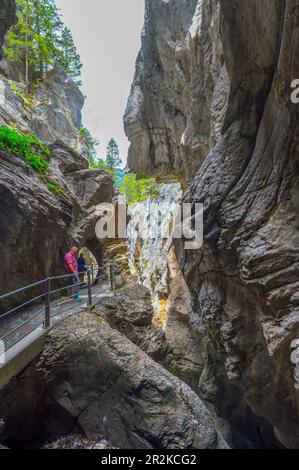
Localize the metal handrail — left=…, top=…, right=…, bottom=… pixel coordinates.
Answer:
left=0, top=262, right=116, bottom=351
left=0, top=292, right=47, bottom=320
left=0, top=265, right=100, bottom=300
left=48, top=280, right=85, bottom=297
left=0, top=307, right=45, bottom=341
left=0, top=279, right=47, bottom=302
left=48, top=273, right=78, bottom=281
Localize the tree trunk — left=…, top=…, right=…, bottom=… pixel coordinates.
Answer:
left=25, top=11, right=29, bottom=94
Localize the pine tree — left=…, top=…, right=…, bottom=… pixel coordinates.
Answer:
left=4, top=0, right=33, bottom=92
left=4, top=0, right=82, bottom=89
left=30, top=0, right=63, bottom=74
left=106, top=138, right=122, bottom=171
left=57, top=27, right=82, bottom=86
left=80, top=126, right=99, bottom=167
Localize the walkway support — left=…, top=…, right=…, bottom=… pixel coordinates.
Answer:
left=0, top=264, right=113, bottom=389
left=110, top=262, right=115, bottom=293
left=87, top=269, right=93, bottom=307
left=44, top=277, right=51, bottom=329
left=0, top=263, right=110, bottom=353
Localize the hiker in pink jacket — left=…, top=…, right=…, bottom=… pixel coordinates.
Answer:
left=64, top=247, right=82, bottom=302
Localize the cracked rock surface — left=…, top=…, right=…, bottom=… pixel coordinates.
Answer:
left=0, top=312, right=227, bottom=450
left=125, top=0, right=299, bottom=448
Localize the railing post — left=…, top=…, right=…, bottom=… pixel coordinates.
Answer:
left=45, top=277, right=51, bottom=329
left=87, top=269, right=92, bottom=307
left=110, top=262, right=115, bottom=293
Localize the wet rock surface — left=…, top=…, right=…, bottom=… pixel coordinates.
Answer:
left=125, top=0, right=299, bottom=448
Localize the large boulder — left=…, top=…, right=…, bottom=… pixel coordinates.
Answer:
left=0, top=312, right=228, bottom=449
left=97, top=283, right=169, bottom=362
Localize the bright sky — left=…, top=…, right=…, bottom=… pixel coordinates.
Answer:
left=55, top=0, right=145, bottom=166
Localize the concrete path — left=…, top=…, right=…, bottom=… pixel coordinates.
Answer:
left=0, top=281, right=114, bottom=389
left=0, top=281, right=113, bottom=351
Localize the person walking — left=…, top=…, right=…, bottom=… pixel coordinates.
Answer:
left=64, top=247, right=82, bottom=302
left=77, top=253, right=87, bottom=285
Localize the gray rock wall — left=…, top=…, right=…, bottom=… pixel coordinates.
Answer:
left=125, top=0, right=299, bottom=448
left=0, top=64, right=88, bottom=158
left=0, top=145, right=114, bottom=307
left=0, top=10, right=114, bottom=299
left=0, top=0, right=16, bottom=60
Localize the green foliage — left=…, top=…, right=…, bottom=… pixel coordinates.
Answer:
left=95, top=158, right=108, bottom=171
left=47, top=181, right=65, bottom=195
left=83, top=135, right=124, bottom=189
left=106, top=138, right=122, bottom=170
left=120, top=173, right=160, bottom=204
left=4, top=0, right=32, bottom=65
left=114, top=168, right=125, bottom=189
left=56, top=27, right=82, bottom=86
left=0, top=125, right=51, bottom=174
left=80, top=126, right=99, bottom=167
left=8, top=80, right=36, bottom=108
left=4, top=0, right=82, bottom=86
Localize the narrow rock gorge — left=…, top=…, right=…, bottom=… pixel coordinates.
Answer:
left=0, top=55, right=115, bottom=302
left=0, top=0, right=298, bottom=451
left=124, top=0, right=299, bottom=449
left=0, top=0, right=225, bottom=450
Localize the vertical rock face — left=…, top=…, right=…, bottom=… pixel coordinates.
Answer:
left=127, top=183, right=182, bottom=298
left=0, top=45, right=115, bottom=299
left=31, top=65, right=86, bottom=154
left=0, top=64, right=88, bottom=158
left=127, top=184, right=204, bottom=388
left=0, top=0, right=16, bottom=59
left=125, top=0, right=299, bottom=448
left=124, top=0, right=226, bottom=187
left=0, top=145, right=115, bottom=304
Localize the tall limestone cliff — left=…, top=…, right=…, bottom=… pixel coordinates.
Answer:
left=0, top=4, right=227, bottom=451
left=0, top=2, right=114, bottom=299
left=124, top=0, right=299, bottom=448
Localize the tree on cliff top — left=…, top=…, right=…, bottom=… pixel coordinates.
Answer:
left=106, top=138, right=122, bottom=171
left=80, top=126, right=99, bottom=167
left=57, top=27, right=82, bottom=86
left=80, top=133, right=124, bottom=187
left=4, top=0, right=82, bottom=89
